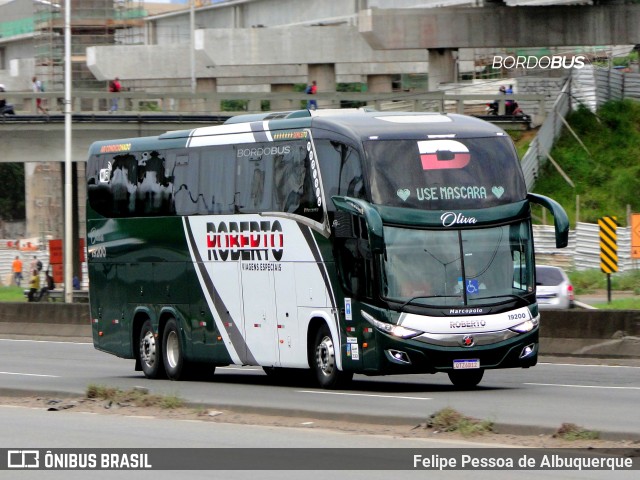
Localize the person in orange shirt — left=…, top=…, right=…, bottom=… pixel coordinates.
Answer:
left=12, top=256, right=23, bottom=287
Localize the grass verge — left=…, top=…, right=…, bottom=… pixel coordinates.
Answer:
left=86, top=384, right=184, bottom=410
left=425, top=407, right=494, bottom=437
left=553, top=423, right=600, bottom=441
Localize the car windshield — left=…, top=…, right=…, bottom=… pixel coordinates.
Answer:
left=381, top=221, right=534, bottom=308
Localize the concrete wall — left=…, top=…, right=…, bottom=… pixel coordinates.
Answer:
left=539, top=309, right=640, bottom=359
left=0, top=303, right=637, bottom=360
left=0, top=302, right=91, bottom=340
left=88, top=25, right=427, bottom=84
left=360, top=6, right=640, bottom=50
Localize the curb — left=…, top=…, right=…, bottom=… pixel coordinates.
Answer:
left=1, top=387, right=639, bottom=444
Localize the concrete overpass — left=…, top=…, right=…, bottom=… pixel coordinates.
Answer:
left=360, top=5, right=640, bottom=50
left=84, top=2, right=640, bottom=94
left=358, top=4, right=640, bottom=89
left=2, top=86, right=546, bottom=240
left=0, top=114, right=230, bottom=241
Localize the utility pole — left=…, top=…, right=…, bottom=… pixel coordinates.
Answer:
left=64, top=0, right=73, bottom=303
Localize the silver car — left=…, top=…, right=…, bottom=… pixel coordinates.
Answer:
left=536, top=265, right=575, bottom=310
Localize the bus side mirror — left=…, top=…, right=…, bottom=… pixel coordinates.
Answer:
left=527, top=193, right=569, bottom=248
left=332, top=196, right=384, bottom=253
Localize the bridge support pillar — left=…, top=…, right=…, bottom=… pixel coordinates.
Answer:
left=366, top=74, right=393, bottom=110
left=271, top=84, right=296, bottom=111
left=179, top=77, right=219, bottom=113
left=428, top=48, right=457, bottom=91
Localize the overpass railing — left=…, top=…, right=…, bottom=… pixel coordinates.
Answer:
left=1, top=90, right=547, bottom=118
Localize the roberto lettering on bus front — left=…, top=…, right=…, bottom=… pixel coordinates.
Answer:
left=206, top=220, right=284, bottom=262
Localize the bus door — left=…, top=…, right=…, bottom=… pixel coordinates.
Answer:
left=273, top=262, right=300, bottom=367
left=240, top=261, right=278, bottom=366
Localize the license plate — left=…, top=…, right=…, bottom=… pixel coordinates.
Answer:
left=453, top=359, right=480, bottom=370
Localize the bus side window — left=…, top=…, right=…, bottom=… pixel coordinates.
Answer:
left=110, top=154, right=138, bottom=215
left=315, top=140, right=366, bottom=208
left=87, top=155, right=113, bottom=217
left=236, top=146, right=274, bottom=213
left=173, top=153, right=204, bottom=215
left=273, top=151, right=304, bottom=213
left=198, top=145, right=236, bottom=214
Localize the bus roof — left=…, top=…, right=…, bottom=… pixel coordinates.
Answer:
left=87, top=110, right=508, bottom=155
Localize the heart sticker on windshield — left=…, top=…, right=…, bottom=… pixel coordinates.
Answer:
left=396, top=188, right=410, bottom=201
left=492, top=186, right=505, bottom=198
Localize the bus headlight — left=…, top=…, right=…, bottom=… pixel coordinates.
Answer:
left=509, top=316, right=539, bottom=333
left=362, top=311, right=421, bottom=339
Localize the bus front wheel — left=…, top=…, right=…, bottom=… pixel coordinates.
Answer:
left=163, top=318, right=185, bottom=381
left=313, top=325, right=353, bottom=389
left=447, top=369, right=484, bottom=389
left=139, top=319, right=164, bottom=379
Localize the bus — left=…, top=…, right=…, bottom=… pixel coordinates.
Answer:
left=86, top=109, right=569, bottom=389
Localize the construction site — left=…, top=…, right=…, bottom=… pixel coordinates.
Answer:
left=33, top=0, right=145, bottom=94
left=0, top=0, right=186, bottom=243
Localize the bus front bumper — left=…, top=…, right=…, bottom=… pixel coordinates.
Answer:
left=358, top=328, right=538, bottom=375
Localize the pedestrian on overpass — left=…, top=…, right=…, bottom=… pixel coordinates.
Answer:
left=31, top=76, right=48, bottom=115
left=306, top=80, right=318, bottom=110
left=108, top=77, right=122, bottom=113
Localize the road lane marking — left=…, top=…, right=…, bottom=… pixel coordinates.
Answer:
left=0, top=339, right=91, bottom=345
left=218, top=367, right=262, bottom=372
left=525, top=382, right=640, bottom=390
left=540, top=362, right=639, bottom=369
left=297, top=390, right=432, bottom=400
left=0, top=371, right=59, bottom=378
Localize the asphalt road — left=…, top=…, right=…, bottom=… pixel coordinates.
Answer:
left=2, top=406, right=635, bottom=480
left=0, top=338, right=638, bottom=438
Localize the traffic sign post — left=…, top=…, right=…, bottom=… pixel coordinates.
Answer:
left=598, top=216, right=618, bottom=303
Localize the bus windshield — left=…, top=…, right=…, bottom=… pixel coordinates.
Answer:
left=364, top=137, right=527, bottom=210
left=381, top=221, right=534, bottom=308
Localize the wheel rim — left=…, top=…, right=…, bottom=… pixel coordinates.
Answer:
left=316, top=335, right=335, bottom=377
left=165, top=330, right=180, bottom=369
left=140, top=329, right=156, bottom=367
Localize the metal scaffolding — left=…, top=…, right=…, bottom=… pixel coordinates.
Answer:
left=33, top=0, right=144, bottom=92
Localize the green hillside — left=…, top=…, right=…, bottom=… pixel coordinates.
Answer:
left=528, top=99, right=640, bottom=227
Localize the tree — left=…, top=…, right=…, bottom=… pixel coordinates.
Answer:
left=0, top=163, right=26, bottom=221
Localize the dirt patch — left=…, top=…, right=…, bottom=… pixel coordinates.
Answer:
left=2, top=394, right=638, bottom=449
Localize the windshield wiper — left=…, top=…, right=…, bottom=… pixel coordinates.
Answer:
left=398, top=295, right=460, bottom=310
left=469, top=293, right=529, bottom=303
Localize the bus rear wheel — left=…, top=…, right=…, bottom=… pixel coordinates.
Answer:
left=163, top=318, right=185, bottom=381
left=447, top=369, right=484, bottom=389
left=139, top=319, right=164, bottom=379
left=313, top=325, right=353, bottom=389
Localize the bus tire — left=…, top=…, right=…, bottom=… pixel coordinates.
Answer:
left=139, top=319, right=164, bottom=379
left=447, top=369, right=484, bottom=389
left=162, top=318, right=185, bottom=381
left=313, top=324, right=353, bottom=389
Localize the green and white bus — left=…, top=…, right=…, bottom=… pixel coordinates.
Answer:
left=86, top=109, right=568, bottom=388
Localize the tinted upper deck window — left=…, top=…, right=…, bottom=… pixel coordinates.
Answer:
left=364, top=137, right=526, bottom=210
